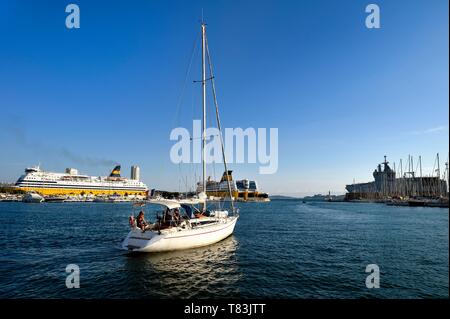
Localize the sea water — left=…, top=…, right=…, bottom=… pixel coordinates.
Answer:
left=0, top=200, right=448, bottom=298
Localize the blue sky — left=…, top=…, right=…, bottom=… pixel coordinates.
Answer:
left=0, top=0, right=448, bottom=196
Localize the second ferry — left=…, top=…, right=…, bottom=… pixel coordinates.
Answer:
left=14, top=165, right=148, bottom=196
left=197, top=171, right=270, bottom=202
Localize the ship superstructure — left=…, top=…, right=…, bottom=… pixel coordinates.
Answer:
left=14, top=165, right=148, bottom=196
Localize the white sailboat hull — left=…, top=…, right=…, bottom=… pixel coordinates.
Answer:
left=122, top=216, right=238, bottom=253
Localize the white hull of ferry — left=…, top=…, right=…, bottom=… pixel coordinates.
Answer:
left=122, top=216, right=238, bottom=253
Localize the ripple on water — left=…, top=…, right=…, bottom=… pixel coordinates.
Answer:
left=0, top=201, right=448, bottom=298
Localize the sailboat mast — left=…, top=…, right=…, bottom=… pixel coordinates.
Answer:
left=419, top=155, right=423, bottom=196
left=445, top=156, right=449, bottom=195
left=400, top=159, right=403, bottom=196
left=201, top=23, right=207, bottom=195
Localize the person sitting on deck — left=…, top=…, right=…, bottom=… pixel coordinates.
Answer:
left=136, top=211, right=149, bottom=232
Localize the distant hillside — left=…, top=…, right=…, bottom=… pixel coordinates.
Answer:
left=269, top=195, right=300, bottom=200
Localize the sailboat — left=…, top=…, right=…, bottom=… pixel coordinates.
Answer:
left=122, top=22, right=239, bottom=253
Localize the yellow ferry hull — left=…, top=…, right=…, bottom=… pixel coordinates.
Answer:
left=16, top=187, right=147, bottom=196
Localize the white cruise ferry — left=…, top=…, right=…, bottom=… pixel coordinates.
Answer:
left=14, top=165, right=148, bottom=196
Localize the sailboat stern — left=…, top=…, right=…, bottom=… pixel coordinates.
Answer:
left=122, top=229, right=162, bottom=252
